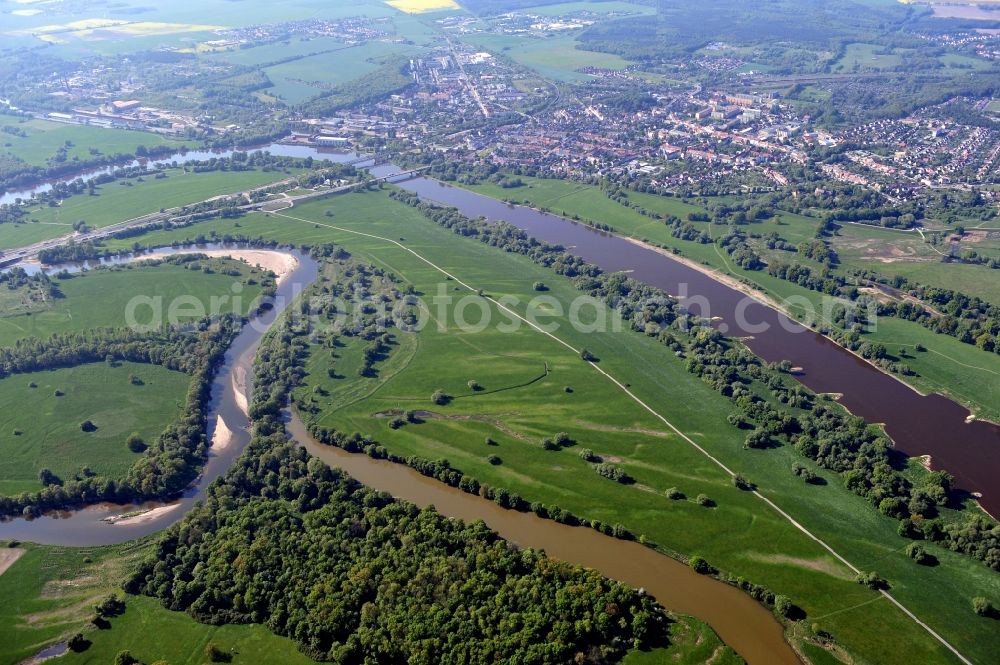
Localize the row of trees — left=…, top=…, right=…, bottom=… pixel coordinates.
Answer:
left=859, top=270, right=1000, bottom=354
left=0, top=143, right=180, bottom=196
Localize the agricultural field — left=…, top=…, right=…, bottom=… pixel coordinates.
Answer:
left=0, top=362, right=190, bottom=496
left=203, top=36, right=350, bottom=66
left=832, top=43, right=903, bottom=72
left=0, top=167, right=298, bottom=250
left=0, top=0, right=395, bottom=34
left=520, top=1, right=656, bottom=17
left=6, top=17, right=220, bottom=48
left=0, top=259, right=269, bottom=347
left=0, top=0, right=413, bottom=57
left=263, top=41, right=419, bottom=103
left=90, top=189, right=1000, bottom=665
left=0, top=115, right=183, bottom=169
left=385, top=0, right=461, bottom=13
left=928, top=2, right=1000, bottom=20
left=464, top=33, right=633, bottom=81
left=45, top=32, right=222, bottom=58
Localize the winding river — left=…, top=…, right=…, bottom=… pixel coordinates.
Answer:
left=0, top=246, right=317, bottom=544
left=3, top=142, right=998, bottom=662
left=288, top=414, right=797, bottom=665
left=0, top=148, right=244, bottom=207
left=0, top=245, right=799, bottom=665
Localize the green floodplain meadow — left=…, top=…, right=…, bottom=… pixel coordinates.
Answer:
left=459, top=176, right=1000, bottom=423
left=1, top=175, right=998, bottom=665
left=76, top=188, right=1000, bottom=665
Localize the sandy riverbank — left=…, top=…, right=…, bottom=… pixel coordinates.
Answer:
left=618, top=235, right=950, bottom=395
left=212, top=414, right=234, bottom=451
left=106, top=503, right=180, bottom=527
left=618, top=235, right=789, bottom=315
left=232, top=364, right=249, bottom=415
left=27, top=249, right=299, bottom=286
left=191, top=249, right=299, bottom=285
left=619, top=233, right=1000, bottom=432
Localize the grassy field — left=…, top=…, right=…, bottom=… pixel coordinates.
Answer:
left=96, top=190, right=1000, bottom=665
left=464, top=33, right=633, bottom=81
left=0, top=540, right=316, bottom=665
left=263, top=41, right=418, bottom=103
left=832, top=43, right=902, bottom=72
left=0, top=115, right=182, bottom=169
left=940, top=53, right=996, bottom=71
left=0, top=222, right=79, bottom=252
left=59, top=596, right=317, bottom=665
left=870, top=316, right=1000, bottom=422
left=460, top=177, right=1000, bottom=421
left=0, top=167, right=297, bottom=251
left=465, top=177, right=822, bottom=248
left=204, top=36, right=349, bottom=66
left=0, top=541, right=150, bottom=665
left=621, top=616, right=742, bottom=665
left=474, top=177, right=704, bottom=220
left=0, top=259, right=268, bottom=347
left=0, top=362, right=190, bottom=495
left=832, top=222, right=1000, bottom=304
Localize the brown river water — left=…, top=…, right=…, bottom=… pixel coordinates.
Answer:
left=5, top=145, right=998, bottom=663
left=289, top=414, right=799, bottom=665
left=0, top=245, right=317, bottom=545
left=0, top=244, right=800, bottom=665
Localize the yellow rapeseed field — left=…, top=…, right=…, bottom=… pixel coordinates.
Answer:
left=385, top=0, right=460, bottom=14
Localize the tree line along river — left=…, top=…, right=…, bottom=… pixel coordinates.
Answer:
left=4, top=143, right=999, bottom=663
left=0, top=245, right=799, bottom=665
left=374, top=167, right=1000, bottom=518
